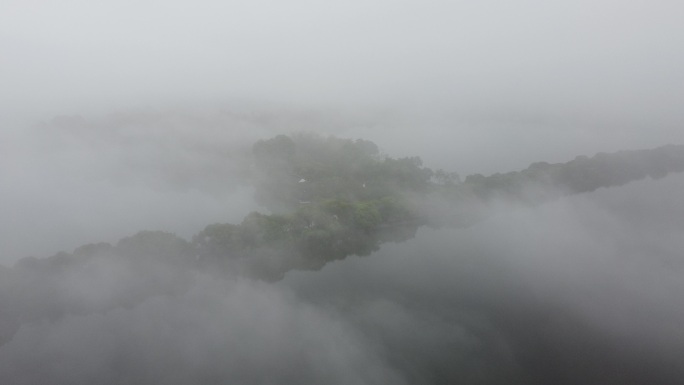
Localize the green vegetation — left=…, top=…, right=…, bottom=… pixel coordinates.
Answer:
left=2, top=135, right=683, bottom=349
left=192, top=136, right=684, bottom=278
left=449, top=144, right=684, bottom=204
left=194, top=196, right=419, bottom=279
left=3, top=134, right=683, bottom=379
left=11, top=135, right=684, bottom=281
left=252, top=133, right=433, bottom=211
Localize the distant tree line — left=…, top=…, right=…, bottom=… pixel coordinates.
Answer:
left=461, top=144, right=684, bottom=201
left=428, top=144, right=684, bottom=226
left=2, top=137, right=684, bottom=345
left=9, top=137, right=684, bottom=282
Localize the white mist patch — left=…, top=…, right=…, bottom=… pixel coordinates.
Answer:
left=0, top=273, right=404, bottom=385
left=281, top=172, right=684, bottom=383
left=0, top=168, right=682, bottom=385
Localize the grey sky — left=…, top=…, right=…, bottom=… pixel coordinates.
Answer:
left=2, top=0, right=683, bottom=118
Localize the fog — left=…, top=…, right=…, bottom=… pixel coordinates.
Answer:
left=1, top=174, right=683, bottom=384
left=4, top=0, right=684, bottom=128
left=4, top=1, right=684, bottom=114
left=2, top=0, right=684, bottom=384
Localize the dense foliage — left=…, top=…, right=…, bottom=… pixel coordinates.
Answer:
left=426, top=144, right=684, bottom=226
left=11, top=137, right=684, bottom=282
left=460, top=144, right=684, bottom=202
left=2, top=135, right=683, bottom=383
left=1, top=136, right=683, bottom=351
left=252, top=133, right=433, bottom=211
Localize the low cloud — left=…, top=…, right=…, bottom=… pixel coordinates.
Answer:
left=1, top=173, right=683, bottom=384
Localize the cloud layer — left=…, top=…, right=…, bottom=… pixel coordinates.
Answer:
left=1, top=173, right=683, bottom=384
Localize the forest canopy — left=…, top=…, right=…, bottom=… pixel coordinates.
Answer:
left=2, top=134, right=684, bottom=383
left=10, top=134, right=684, bottom=281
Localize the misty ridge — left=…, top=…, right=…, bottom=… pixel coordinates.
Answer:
left=9, top=119, right=684, bottom=279
left=2, top=114, right=684, bottom=384
left=4, top=1, right=684, bottom=383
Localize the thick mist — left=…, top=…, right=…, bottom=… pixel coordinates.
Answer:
left=3, top=1, right=684, bottom=116
left=1, top=174, right=683, bottom=384
left=2, top=0, right=684, bottom=384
